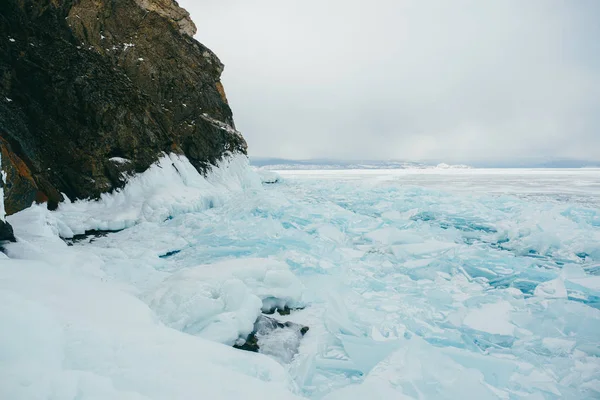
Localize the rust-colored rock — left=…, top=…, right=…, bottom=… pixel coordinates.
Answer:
left=0, top=0, right=247, bottom=219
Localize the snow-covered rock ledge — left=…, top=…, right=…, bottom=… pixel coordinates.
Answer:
left=0, top=152, right=308, bottom=399
left=49, top=153, right=262, bottom=238
left=0, top=156, right=15, bottom=242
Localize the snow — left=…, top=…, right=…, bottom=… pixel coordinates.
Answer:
left=0, top=156, right=5, bottom=222
left=3, top=163, right=600, bottom=399
left=436, top=162, right=471, bottom=169
left=0, top=260, right=301, bottom=400
left=109, top=156, right=131, bottom=164
left=53, top=152, right=261, bottom=237
left=145, top=258, right=304, bottom=345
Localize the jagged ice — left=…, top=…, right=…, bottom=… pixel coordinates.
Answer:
left=1, top=154, right=599, bottom=399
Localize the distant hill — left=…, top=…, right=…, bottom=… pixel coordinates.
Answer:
left=249, top=157, right=471, bottom=170
left=250, top=157, right=600, bottom=170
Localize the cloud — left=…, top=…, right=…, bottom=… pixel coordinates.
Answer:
left=179, top=0, right=600, bottom=163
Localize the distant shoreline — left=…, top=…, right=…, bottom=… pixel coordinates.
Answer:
left=250, top=157, right=600, bottom=170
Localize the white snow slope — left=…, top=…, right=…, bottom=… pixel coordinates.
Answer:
left=1, top=155, right=600, bottom=400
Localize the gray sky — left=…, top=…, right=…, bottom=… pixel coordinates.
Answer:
left=179, top=0, right=600, bottom=163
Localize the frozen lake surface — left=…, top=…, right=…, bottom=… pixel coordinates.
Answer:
left=2, top=161, right=599, bottom=399
left=271, top=168, right=600, bottom=398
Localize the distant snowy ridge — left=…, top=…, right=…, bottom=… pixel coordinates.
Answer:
left=251, top=158, right=472, bottom=171
left=435, top=162, right=471, bottom=169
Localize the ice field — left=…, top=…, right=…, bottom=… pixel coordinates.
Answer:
left=1, top=155, right=599, bottom=399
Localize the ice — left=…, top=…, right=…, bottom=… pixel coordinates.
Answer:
left=568, top=276, right=600, bottom=291
left=256, top=168, right=283, bottom=184
left=463, top=301, right=515, bottom=336
left=337, top=334, right=401, bottom=374
left=3, top=164, right=600, bottom=399
left=144, top=258, right=304, bottom=344
left=324, top=336, right=500, bottom=400
left=253, top=316, right=307, bottom=364
left=53, top=152, right=261, bottom=237
left=534, top=278, right=568, bottom=299
left=542, top=337, right=576, bottom=354
left=365, top=227, right=422, bottom=245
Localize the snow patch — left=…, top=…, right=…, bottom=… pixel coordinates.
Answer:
left=0, top=156, right=5, bottom=222
left=109, top=156, right=131, bottom=164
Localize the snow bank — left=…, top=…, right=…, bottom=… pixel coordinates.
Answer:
left=0, top=157, right=4, bottom=221
left=0, top=154, right=308, bottom=399
left=54, top=153, right=261, bottom=237
left=145, top=258, right=305, bottom=345
left=0, top=259, right=301, bottom=400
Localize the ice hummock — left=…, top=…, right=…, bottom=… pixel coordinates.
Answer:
left=255, top=168, right=283, bottom=184
left=53, top=152, right=262, bottom=237
left=2, top=159, right=600, bottom=399
left=145, top=257, right=304, bottom=345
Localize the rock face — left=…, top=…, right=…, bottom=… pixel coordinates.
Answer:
left=0, top=0, right=246, bottom=221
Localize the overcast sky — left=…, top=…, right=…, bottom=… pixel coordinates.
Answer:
left=179, top=0, right=600, bottom=163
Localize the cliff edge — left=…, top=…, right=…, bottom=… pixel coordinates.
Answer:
left=0, top=0, right=246, bottom=240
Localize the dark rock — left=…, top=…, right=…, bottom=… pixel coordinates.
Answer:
left=233, top=332, right=260, bottom=353
left=0, top=0, right=246, bottom=216
left=63, top=228, right=123, bottom=245
left=234, top=315, right=309, bottom=363
left=262, top=305, right=306, bottom=316
left=0, top=150, right=15, bottom=242
left=159, top=249, right=181, bottom=258
left=0, top=219, right=15, bottom=243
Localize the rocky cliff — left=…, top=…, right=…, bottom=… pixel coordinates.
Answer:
left=0, top=0, right=246, bottom=241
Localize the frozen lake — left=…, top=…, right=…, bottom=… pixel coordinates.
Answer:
left=270, top=168, right=600, bottom=398
left=3, top=162, right=600, bottom=399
